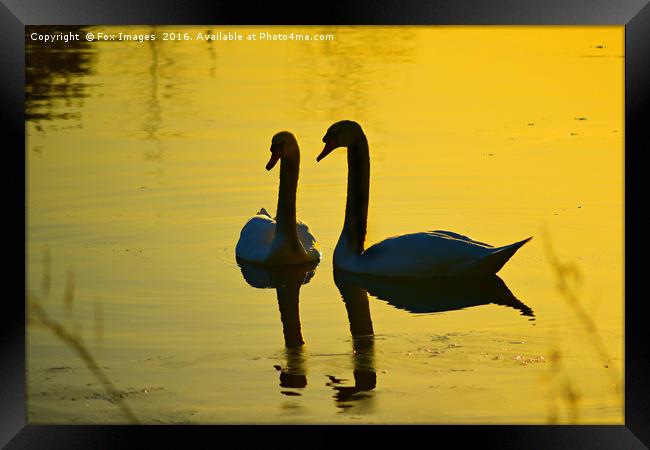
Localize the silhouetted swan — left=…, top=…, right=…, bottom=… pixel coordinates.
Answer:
left=236, top=131, right=321, bottom=266
left=316, top=120, right=531, bottom=277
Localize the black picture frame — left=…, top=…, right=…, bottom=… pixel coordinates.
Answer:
left=3, top=0, right=647, bottom=448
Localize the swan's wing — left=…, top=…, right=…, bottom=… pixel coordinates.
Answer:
left=430, top=230, right=493, bottom=248
left=357, top=232, right=529, bottom=277
left=357, top=232, right=495, bottom=277
left=257, top=207, right=272, bottom=218
left=297, top=219, right=321, bottom=258
left=235, top=215, right=275, bottom=263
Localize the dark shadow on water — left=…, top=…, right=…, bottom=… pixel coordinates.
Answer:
left=26, top=26, right=97, bottom=125
left=333, top=269, right=535, bottom=320
left=237, top=259, right=319, bottom=396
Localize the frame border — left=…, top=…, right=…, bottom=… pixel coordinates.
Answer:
left=3, top=0, right=647, bottom=448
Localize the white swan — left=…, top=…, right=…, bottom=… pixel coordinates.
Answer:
left=236, top=131, right=321, bottom=266
left=316, top=120, right=531, bottom=277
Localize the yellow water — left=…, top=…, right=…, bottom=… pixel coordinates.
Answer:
left=26, top=25, right=623, bottom=424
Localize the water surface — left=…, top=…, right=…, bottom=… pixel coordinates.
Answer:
left=26, top=26, right=623, bottom=424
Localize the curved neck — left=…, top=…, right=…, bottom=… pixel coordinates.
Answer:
left=275, top=152, right=300, bottom=242
left=339, top=134, right=370, bottom=256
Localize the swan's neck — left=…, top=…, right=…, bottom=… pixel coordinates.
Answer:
left=337, top=135, right=370, bottom=259
left=275, top=153, right=300, bottom=244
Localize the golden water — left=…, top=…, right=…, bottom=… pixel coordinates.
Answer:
left=26, top=26, right=623, bottom=424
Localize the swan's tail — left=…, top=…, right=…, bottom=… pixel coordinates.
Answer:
left=454, top=237, right=532, bottom=276
left=257, top=207, right=272, bottom=218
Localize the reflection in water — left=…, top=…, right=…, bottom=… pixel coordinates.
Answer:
left=334, top=269, right=535, bottom=319
left=204, top=28, right=218, bottom=78
left=25, top=26, right=97, bottom=125
left=293, top=27, right=417, bottom=123
left=238, top=260, right=318, bottom=395
left=277, top=347, right=308, bottom=391
left=238, top=259, right=379, bottom=405
left=327, top=268, right=535, bottom=410
left=330, top=269, right=377, bottom=410
left=142, top=28, right=168, bottom=188
left=144, top=29, right=163, bottom=145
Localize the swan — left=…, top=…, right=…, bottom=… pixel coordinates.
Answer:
left=316, top=120, right=531, bottom=277
left=236, top=131, right=321, bottom=266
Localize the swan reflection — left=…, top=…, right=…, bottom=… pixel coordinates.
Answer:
left=333, top=269, right=535, bottom=319
left=328, top=269, right=377, bottom=410
left=327, top=268, right=534, bottom=411
left=237, top=259, right=318, bottom=395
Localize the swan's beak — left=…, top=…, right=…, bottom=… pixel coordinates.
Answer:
left=316, top=139, right=337, bottom=162
left=266, top=144, right=281, bottom=170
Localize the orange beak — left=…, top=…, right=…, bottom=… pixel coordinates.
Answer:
left=266, top=143, right=281, bottom=170
left=316, top=139, right=337, bottom=162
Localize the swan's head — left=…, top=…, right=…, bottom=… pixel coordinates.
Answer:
left=267, top=131, right=299, bottom=170
left=317, top=120, right=364, bottom=162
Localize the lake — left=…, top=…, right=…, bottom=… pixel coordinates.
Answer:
left=26, top=25, right=623, bottom=424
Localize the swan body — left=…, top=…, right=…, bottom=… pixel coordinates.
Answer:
left=335, top=229, right=531, bottom=277
left=236, top=132, right=321, bottom=266
left=317, top=120, right=530, bottom=278
left=236, top=209, right=320, bottom=264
